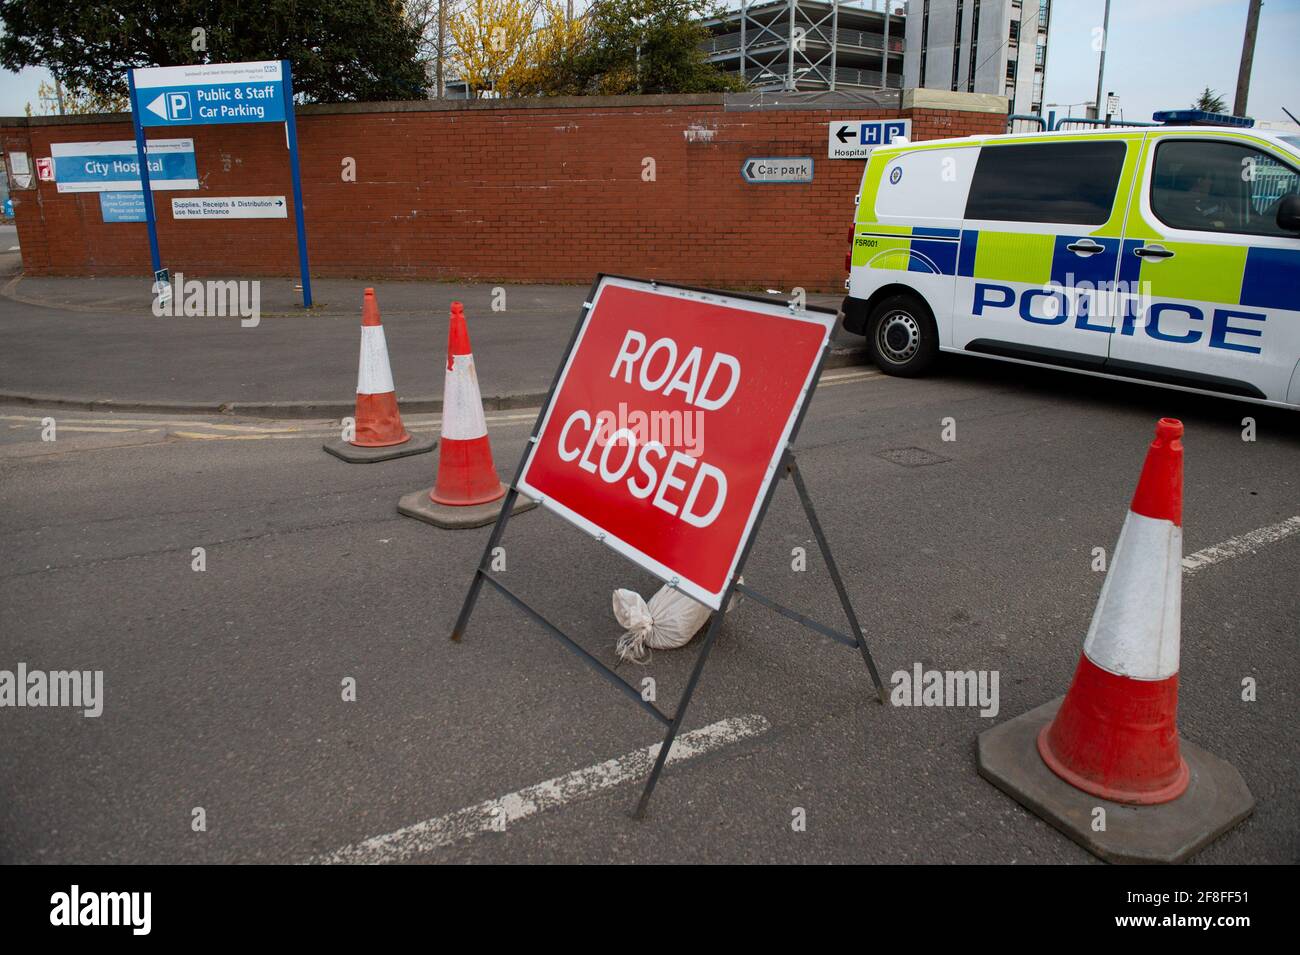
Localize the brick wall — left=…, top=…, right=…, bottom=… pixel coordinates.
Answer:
left=3, top=93, right=1005, bottom=290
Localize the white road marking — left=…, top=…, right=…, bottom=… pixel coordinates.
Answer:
left=820, top=369, right=883, bottom=388
left=1183, top=515, right=1300, bottom=578
left=312, top=714, right=771, bottom=865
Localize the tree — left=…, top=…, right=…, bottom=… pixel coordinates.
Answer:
left=1192, top=87, right=1227, bottom=113
left=25, top=79, right=129, bottom=116
left=0, top=0, right=428, bottom=104
left=572, top=0, right=745, bottom=95
left=447, top=0, right=544, bottom=97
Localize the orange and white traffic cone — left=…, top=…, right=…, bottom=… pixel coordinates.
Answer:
left=1037, top=417, right=1187, bottom=804
left=977, top=418, right=1253, bottom=863
left=431, top=302, right=505, bottom=506
left=324, top=288, right=436, bottom=463
left=397, top=301, right=536, bottom=528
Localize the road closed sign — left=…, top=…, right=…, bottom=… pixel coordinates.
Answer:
left=517, top=276, right=834, bottom=608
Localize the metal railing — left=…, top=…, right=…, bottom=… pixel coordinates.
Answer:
left=740, top=65, right=902, bottom=88
left=703, top=27, right=904, bottom=55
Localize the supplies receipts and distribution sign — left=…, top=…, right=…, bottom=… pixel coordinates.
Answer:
left=517, top=277, right=834, bottom=609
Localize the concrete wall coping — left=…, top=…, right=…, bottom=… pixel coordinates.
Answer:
left=901, top=88, right=1010, bottom=114
left=2, top=88, right=1007, bottom=129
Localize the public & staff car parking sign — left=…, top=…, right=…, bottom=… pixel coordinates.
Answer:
left=518, top=276, right=835, bottom=609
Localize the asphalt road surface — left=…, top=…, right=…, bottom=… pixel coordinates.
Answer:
left=1, top=360, right=1296, bottom=863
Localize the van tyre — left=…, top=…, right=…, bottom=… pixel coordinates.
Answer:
left=866, top=293, right=939, bottom=377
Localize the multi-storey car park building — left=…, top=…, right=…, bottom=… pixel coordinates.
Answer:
left=699, top=1, right=907, bottom=93
left=903, top=0, right=1050, bottom=115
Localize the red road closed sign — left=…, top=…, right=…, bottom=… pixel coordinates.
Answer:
left=518, top=276, right=835, bottom=608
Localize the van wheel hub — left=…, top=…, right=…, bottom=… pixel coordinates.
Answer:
left=878, top=311, right=920, bottom=363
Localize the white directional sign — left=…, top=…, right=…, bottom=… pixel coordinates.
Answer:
left=741, top=157, right=814, bottom=184
left=172, top=196, right=287, bottom=219
left=827, top=119, right=912, bottom=159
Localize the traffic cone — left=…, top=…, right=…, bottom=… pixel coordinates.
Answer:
left=323, top=288, right=435, bottom=463
left=397, top=302, right=536, bottom=528
left=431, top=302, right=505, bottom=506
left=1037, top=417, right=1187, bottom=804
left=977, top=419, right=1253, bottom=863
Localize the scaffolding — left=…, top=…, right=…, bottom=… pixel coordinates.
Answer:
left=703, top=1, right=905, bottom=93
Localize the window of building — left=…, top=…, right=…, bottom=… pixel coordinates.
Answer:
left=967, top=1, right=981, bottom=92
left=1151, top=139, right=1300, bottom=237
left=919, top=0, right=930, bottom=86
left=952, top=0, right=964, bottom=91
left=965, top=141, right=1127, bottom=224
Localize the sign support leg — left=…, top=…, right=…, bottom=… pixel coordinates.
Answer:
left=127, top=69, right=163, bottom=280
left=632, top=597, right=729, bottom=819
left=450, top=486, right=522, bottom=642
left=281, top=60, right=313, bottom=309
left=787, top=456, right=887, bottom=702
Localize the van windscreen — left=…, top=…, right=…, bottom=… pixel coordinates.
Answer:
left=964, top=140, right=1127, bottom=225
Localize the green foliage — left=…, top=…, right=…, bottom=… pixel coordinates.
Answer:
left=560, top=0, right=745, bottom=96
left=1192, top=87, right=1228, bottom=113
left=0, top=0, right=428, bottom=103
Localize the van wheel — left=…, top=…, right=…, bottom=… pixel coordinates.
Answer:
left=866, top=293, right=938, bottom=377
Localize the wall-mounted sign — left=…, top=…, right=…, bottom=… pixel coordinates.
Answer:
left=51, top=140, right=198, bottom=193
left=99, top=192, right=147, bottom=223
left=742, top=157, right=814, bottom=184
left=171, top=196, right=287, bottom=219
left=827, top=119, right=911, bottom=159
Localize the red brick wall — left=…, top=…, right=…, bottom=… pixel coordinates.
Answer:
left=3, top=97, right=1004, bottom=290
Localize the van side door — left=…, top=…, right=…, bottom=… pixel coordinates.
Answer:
left=1107, top=132, right=1300, bottom=403
left=951, top=134, right=1141, bottom=368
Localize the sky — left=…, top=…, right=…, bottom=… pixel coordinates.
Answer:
left=0, top=0, right=1297, bottom=123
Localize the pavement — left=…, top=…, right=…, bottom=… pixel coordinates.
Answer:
left=0, top=255, right=863, bottom=416
left=2, top=354, right=1296, bottom=863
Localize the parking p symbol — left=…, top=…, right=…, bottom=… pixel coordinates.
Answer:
left=167, top=92, right=192, bottom=121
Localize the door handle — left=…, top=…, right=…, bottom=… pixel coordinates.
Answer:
left=1066, top=240, right=1105, bottom=256
left=1134, top=245, right=1175, bottom=260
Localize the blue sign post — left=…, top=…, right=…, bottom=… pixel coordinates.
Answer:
left=128, top=60, right=312, bottom=307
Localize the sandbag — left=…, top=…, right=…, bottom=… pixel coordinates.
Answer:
left=612, top=580, right=742, bottom=664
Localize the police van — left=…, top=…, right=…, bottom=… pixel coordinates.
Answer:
left=840, top=124, right=1300, bottom=407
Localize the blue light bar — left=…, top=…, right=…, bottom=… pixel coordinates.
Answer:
left=1153, top=109, right=1255, bottom=128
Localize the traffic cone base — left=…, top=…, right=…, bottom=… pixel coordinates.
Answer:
left=978, top=698, right=1254, bottom=865
left=398, top=484, right=536, bottom=530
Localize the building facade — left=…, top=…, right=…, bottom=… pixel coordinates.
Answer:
left=903, top=0, right=1049, bottom=115
left=700, top=1, right=906, bottom=93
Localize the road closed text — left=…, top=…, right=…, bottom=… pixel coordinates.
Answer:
left=552, top=330, right=739, bottom=528
left=518, top=278, right=832, bottom=607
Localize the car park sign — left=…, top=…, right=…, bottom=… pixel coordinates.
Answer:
left=828, top=119, right=911, bottom=159
left=132, top=61, right=286, bottom=126
left=742, top=157, right=814, bottom=184
left=517, top=276, right=835, bottom=608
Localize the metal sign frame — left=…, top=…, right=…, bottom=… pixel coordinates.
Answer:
left=450, top=275, right=886, bottom=817
left=126, top=59, right=313, bottom=307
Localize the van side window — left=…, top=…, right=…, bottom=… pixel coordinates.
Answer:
left=964, top=141, right=1126, bottom=225
left=1151, top=139, right=1300, bottom=237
